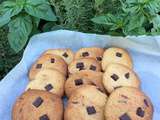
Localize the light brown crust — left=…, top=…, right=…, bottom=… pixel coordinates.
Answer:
left=26, top=69, right=66, bottom=97
left=29, top=54, right=68, bottom=80
left=102, top=47, right=133, bottom=71
left=65, top=70, right=106, bottom=97
left=68, top=58, right=101, bottom=74
left=103, top=63, right=140, bottom=93
left=105, top=87, right=153, bottom=120
left=74, top=47, right=104, bottom=63
left=12, top=90, right=63, bottom=120
left=44, top=48, right=74, bottom=64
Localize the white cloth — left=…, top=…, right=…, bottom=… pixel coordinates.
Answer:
left=0, top=30, right=160, bottom=120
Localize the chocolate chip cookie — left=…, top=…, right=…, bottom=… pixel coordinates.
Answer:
left=29, top=54, right=67, bottom=80
left=102, top=47, right=133, bottom=71
left=65, top=70, right=105, bottom=97
left=12, top=90, right=63, bottom=120
left=103, top=63, right=140, bottom=93
left=26, top=69, right=66, bottom=97
left=74, top=47, right=104, bottom=63
left=44, top=49, right=74, bottom=64
left=68, top=58, right=101, bottom=74
left=105, top=87, right=153, bottom=120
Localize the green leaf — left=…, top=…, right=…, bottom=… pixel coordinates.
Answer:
left=24, top=0, right=57, bottom=21
left=8, top=14, right=33, bottom=52
left=32, top=17, right=40, bottom=27
left=95, top=0, right=105, bottom=7
left=0, top=1, right=24, bottom=27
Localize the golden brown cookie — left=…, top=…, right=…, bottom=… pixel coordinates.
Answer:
left=68, top=58, right=101, bottom=74
left=105, top=87, right=153, bottom=120
left=26, top=69, right=66, bottom=97
left=12, top=90, right=63, bottom=120
left=44, top=49, right=74, bottom=64
left=74, top=47, right=104, bottom=63
left=102, top=47, right=133, bottom=71
left=29, top=54, right=67, bottom=80
left=65, top=70, right=105, bottom=97
left=103, top=63, right=140, bottom=93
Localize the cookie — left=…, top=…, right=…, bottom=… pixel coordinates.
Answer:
left=26, top=69, right=66, bottom=97
left=102, top=47, right=133, bottom=71
left=44, top=49, right=74, bottom=64
left=64, top=95, right=104, bottom=120
left=103, top=63, right=140, bottom=93
left=12, top=90, right=63, bottom=120
left=29, top=54, right=68, bottom=80
left=69, top=85, right=107, bottom=108
left=68, top=58, right=101, bottom=74
left=74, top=47, right=104, bottom=63
left=105, top=87, right=153, bottom=120
left=65, top=70, right=105, bottom=97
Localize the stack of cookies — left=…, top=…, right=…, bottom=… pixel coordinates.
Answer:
left=12, top=47, right=153, bottom=120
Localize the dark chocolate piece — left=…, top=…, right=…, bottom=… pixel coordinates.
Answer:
left=111, top=74, right=119, bottom=81
left=45, top=84, right=53, bottom=91
left=90, top=65, right=96, bottom=71
left=119, top=113, right=131, bottom=120
left=36, top=64, right=42, bottom=69
left=82, top=52, right=89, bottom=57
left=116, top=52, right=122, bottom=57
left=125, top=73, right=130, bottom=79
left=144, top=99, right=149, bottom=107
left=39, top=114, right=49, bottom=120
left=136, top=107, right=145, bottom=117
left=50, top=58, right=55, bottom=63
left=86, top=106, right=96, bottom=115
left=76, top=62, right=84, bottom=69
left=96, top=57, right=102, bottom=61
left=32, top=97, right=43, bottom=108
left=62, top=52, right=68, bottom=58
left=75, top=79, right=83, bottom=86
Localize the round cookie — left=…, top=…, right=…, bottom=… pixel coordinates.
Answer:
left=44, top=49, right=74, bottom=64
left=12, top=90, right=63, bottom=120
left=29, top=54, right=67, bottom=80
left=74, top=47, right=104, bottom=63
left=68, top=58, right=101, bottom=74
left=69, top=85, right=107, bottom=108
left=26, top=69, right=66, bottom=97
left=65, top=95, right=104, bottom=120
left=102, top=47, right=133, bottom=71
left=103, top=63, right=140, bottom=93
left=65, top=70, right=105, bottom=97
left=105, top=87, right=153, bottom=120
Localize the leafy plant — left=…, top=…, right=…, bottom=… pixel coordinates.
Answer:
left=0, top=0, right=57, bottom=52
left=92, top=0, right=160, bottom=36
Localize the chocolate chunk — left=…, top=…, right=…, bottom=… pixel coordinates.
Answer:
left=116, top=52, right=122, bottom=57
left=32, top=97, right=43, bottom=108
left=76, top=62, right=84, bottom=70
left=114, top=86, right=122, bottom=90
left=36, top=64, right=42, bottom=69
left=125, top=73, right=130, bottom=79
left=144, top=99, right=149, bottom=107
left=82, top=52, right=89, bottom=57
left=90, top=65, right=96, bottom=71
left=86, top=106, right=96, bottom=115
left=119, top=113, right=131, bottom=120
left=45, top=84, right=53, bottom=91
left=111, top=74, right=119, bottom=81
left=39, top=114, right=49, bottom=120
left=62, top=52, right=68, bottom=58
left=75, top=79, right=83, bottom=86
left=96, top=57, right=102, bottom=61
left=136, top=107, right=145, bottom=117
left=50, top=58, right=55, bottom=63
